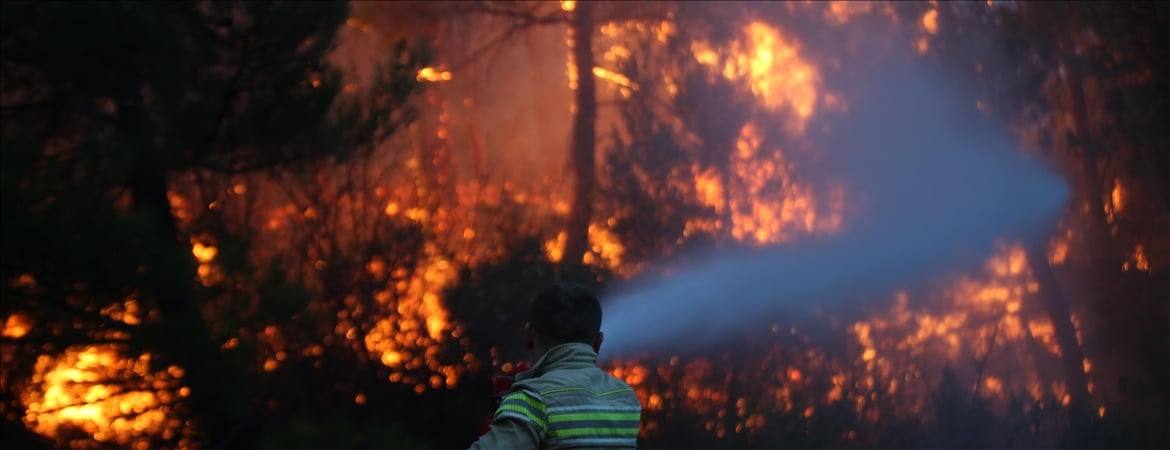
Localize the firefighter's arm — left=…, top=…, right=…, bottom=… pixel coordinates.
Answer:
left=466, top=390, right=546, bottom=450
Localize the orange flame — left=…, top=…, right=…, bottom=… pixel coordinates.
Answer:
left=21, top=346, right=189, bottom=450
left=692, top=22, right=822, bottom=133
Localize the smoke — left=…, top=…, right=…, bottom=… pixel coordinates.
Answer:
left=598, top=60, right=1069, bottom=359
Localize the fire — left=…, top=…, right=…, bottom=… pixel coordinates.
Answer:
left=363, top=250, right=469, bottom=389
left=190, top=237, right=222, bottom=287
left=1049, top=230, right=1072, bottom=265
left=692, top=22, right=822, bottom=133
left=6, top=2, right=1117, bottom=447
left=2, top=313, right=32, bottom=339
left=1109, top=177, right=1124, bottom=219
left=608, top=243, right=1098, bottom=439
left=21, top=346, right=189, bottom=450
left=922, top=9, right=939, bottom=34
left=417, top=66, right=453, bottom=83
left=822, top=1, right=895, bottom=25
left=688, top=123, right=842, bottom=244
left=544, top=224, right=630, bottom=274
left=592, top=66, right=637, bottom=98
left=1123, top=244, right=1151, bottom=272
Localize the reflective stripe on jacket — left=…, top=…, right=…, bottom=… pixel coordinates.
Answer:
left=468, top=343, right=642, bottom=450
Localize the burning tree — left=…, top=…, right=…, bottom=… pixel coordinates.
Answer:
left=2, top=1, right=1167, bottom=449
left=1, top=1, right=424, bottom=448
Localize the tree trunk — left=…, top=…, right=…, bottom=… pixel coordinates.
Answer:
left=118, top=83, right=231, bottom=447
left=563, top=1, right=597, bottom=274
left=1034, top=52, right=1099, bottom=448
left=1026, top=242, right=1092, bottom=421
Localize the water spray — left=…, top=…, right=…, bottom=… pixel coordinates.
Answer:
left=598, top=62, right=1070, bottom=360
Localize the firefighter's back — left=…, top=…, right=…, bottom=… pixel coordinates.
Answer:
left=514, top=345, right=642, bottom=449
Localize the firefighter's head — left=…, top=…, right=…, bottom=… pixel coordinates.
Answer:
left=525, top=281, right=604, bottom=355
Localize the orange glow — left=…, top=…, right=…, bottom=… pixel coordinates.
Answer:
left=8, top=2, right=1109, bottom=446
left=2, top=313, right=32, bottom=339
left=1049, top=232, right=1070, bottom=265
left=417, top=66, right=453, bottom=83
left=190, top=237, right=222, bottom=287
left=1106, top=177, right=1123, bottom=223
left=822, top=1, right=893, bottom=25
left=915, top=37, right=930, bottom=55
left=1123, top=244, right=1151, bottom=272
left=607, top=242, right=1089, bottom=439
left=190, top=241, right=217, bottom=263
left=921, top=9, right=939, bottom=34
left=21, top=346, right=188, bottom=449
left=362, top=252, right=470, bottom=388
left=593, top=66, right=637, bottom=98
left=544, top=224, right=630, bottom=274
left=692, top=22, right=822, bottom=133
left=690, top=123, right=843, bottom=244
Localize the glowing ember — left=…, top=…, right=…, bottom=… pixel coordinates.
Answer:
left=544, top=224, right=630, bottom=274
left=2, top=313, right=32, bottom=339
left=417, top=66, right=453, bottom=83
left=1123, top=244, right=1151, bottom=272
left=922, top=9, right=939, bottom=35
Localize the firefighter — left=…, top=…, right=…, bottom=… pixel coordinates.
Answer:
left=467, top=282, right=642, bottom=449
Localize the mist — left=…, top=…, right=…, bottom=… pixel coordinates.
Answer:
left=598, top=60, right=1069, bottom=359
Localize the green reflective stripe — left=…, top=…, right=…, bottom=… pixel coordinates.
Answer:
left=554, top=426, right=639, bottom=438
left=505, top=392, right=546, bottom=414
left=549, top=412, right=641, bottom=423
left=495, top=392, right=548, bottom=431
left=541, top=387, right=634, bottom=396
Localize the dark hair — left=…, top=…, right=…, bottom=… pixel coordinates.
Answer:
left=529, top=282, right=602, bottom=346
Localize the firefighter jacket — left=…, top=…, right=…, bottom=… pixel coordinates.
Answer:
left=467, top=342, right=642, bottom=450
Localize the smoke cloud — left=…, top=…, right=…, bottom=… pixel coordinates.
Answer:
left=598, top=60, right=1069, bottom=359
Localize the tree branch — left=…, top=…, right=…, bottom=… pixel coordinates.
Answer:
left=198, top=1, right=273, bottom=163
left=444, top=3, right=568, bottom=74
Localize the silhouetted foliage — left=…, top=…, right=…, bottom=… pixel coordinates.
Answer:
left=3, top=1, right=1168, bottom=450
left=1, top=0, right=425, bottom=448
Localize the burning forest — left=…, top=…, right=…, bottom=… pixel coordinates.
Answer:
left=1, top=1, right=1168, bottom=449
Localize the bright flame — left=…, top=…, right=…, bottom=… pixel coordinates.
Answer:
left=10, top=2, right=1111, bottom=446
left=417, top=66, right=453, bottom=83
left=593, top=66, right=638, bottom=98
left=692, top=22, right=822, bottom=133
left=689, top=123, right=843, bottom=244
left=22, top=346, right=188, bottom=449
left=921, top=9, right=939, bottom=34
left=2, top=313, right=32, bottom=339
left=608, top=243, right=1081, bottom=438
left=1105, top=177, right=1123, bottom=223
left=190, top=237, right=222, bottom=287
left=545, top=224, right=630, bottom=274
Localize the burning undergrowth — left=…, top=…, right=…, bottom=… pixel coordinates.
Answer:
left=2, top=1, right=1159, bottom=449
